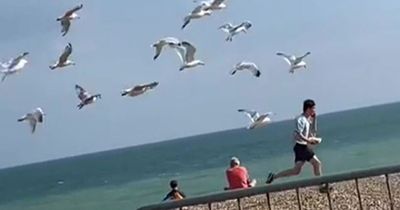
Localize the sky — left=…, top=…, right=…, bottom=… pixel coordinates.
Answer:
left=0, top=0, right=400, bottom=168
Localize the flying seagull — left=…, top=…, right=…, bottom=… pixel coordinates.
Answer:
left=18, top=107, right=44, bottom=133
left=238, top=109, right=274, bottom=130
left=182, top=3, right=212, bottom=29
left=219, top=21, right=252, bottom=42
left=75, top=84, right=101, bottom=110
left=174, top=41, right=205, bottom=71
left=121, top=82, right=159, bottom=97
left=231, top=61, right=261, bottom=77
left=57, top=4, right=83, bottom=36
left=0, top=52, right=29, bottom=82
left=152, top=37, right=181, bottom=60
left=276, top=51, right=311, bottom=73
left=194, top=0, right=228, bottom=11
left=49, top=43, right=75, bottom=70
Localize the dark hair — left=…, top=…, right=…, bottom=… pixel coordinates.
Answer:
left=303, top=99, right=316, bottom=112
left=170, top=180, right=178, bottom=188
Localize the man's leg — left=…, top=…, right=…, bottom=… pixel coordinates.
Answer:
left=310, top=155, right=331, bottom=193
left=266, top=161, right=305, bottom=183
left=309, top=156, right=321, bottom=176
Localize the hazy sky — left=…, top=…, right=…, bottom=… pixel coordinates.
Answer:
left=1, top=0, right=400, bottom=168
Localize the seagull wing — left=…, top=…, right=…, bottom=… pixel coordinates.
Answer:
left=8, top=52, right=28, bottom=69
left=295, top=51, right=311, bottom=63
left=61, top=19, right=71, bottom=36
left=276, top=52, right=293, bottom=65
left=211, top=0, right=225, bottom=7
left=59, top=43, right=72, bottom=64
left=246, top=63, right=261, bottom=77
left=65, top=4, right=83, bottom=17
left=30, top=119, right=37, bottom=133
left=33, top=108, right=44, bottom=123
left=181, top=41, right=196, bottom=62
left=192, top=4, right=207, bottom=14
left=75, top=84, right=90, bottom=101
left=238, top=109, right=259, bottom=122
left=174, top=45, right=186, bottom=64
left=144, top=81, right=159, bottom=89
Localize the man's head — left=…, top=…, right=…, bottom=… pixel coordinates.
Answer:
left=169, top=180, right=178, bottom=189
left=303, top=99, right=316, bottom=117
left=230, top=157, right=240, bottom=167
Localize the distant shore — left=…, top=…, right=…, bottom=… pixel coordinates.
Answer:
left=182, top=173, right=400, bottom=210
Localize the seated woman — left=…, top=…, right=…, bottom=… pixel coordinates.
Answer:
left=225, top=157, right=256, bottom=190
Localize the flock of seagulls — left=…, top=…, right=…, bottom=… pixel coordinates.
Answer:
left=2, top=0, right=312, bottom=133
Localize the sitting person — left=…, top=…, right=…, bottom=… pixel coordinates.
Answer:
left=225, top=157, right=256, bottom=190
left=162, top=180, right=186, bottom=201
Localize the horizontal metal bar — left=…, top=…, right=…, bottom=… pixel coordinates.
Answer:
left=138, top=164, right=400, bottom=210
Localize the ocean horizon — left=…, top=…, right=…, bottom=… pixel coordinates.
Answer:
left=2, top=101, right=400, bottom=210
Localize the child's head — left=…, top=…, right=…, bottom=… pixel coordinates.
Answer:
left=169, top=180, right=178, bottom=189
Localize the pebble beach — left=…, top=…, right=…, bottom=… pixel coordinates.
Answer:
left=181, top=173, right=400, bottom=210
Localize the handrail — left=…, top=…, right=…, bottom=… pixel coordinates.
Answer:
left=137, top=164, right=400, bottom=210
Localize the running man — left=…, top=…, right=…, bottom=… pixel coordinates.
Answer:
left=265, top=99, right=330, bottom=192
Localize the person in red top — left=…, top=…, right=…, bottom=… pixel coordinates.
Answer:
left=225, top=157, right=256, bottom=190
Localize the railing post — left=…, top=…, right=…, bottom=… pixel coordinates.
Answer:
left=208, top=202, right=212, bottom=210
left=385, top=174, right=394, bottom=210
left=355, top=178, right=363, bottom=210
left=266, top=193, right=272, bottom=210
left=237, top=198, right=242, bottom=210
left=295, top=188, right=302, bottom=210
left=325, top=183, right=333, bottom=210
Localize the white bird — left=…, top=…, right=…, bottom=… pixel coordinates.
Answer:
left=182, top=3, right=212, bottom=29
left=18, top=107, right=44, bottom=133
left=238, top=109, right=274, bottom=130
left=219, top=21, right=252, bottom=42
left=194, top=0, right=228, bottom=11
left=174, top=41, right=205, bottom=71
left=57, top=4, right=83, bottom=36
left=0, top=52, right=29, bottom=82
left=121, top=82, right=159, bottom=97
left=276, top=52, right=311, bottom=73
left=231, top=61, right=261, bottom=77
left=152, top=37, right=181, bottom=60
left=75, top=84, right=101, bottom=110
left=49, top=43, right=75, bottom=70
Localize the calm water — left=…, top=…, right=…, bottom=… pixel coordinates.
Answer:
left=1, top=102, right=400, bottom=210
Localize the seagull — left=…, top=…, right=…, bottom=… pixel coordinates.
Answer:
left=231, top=61, right=261, bottom=77
left=174, top=41, right=205, bottom=71
left=121, top=82, right=159, bottom=97
left=57, top=4, right=83, bottom=36
left=152, top=37, right=181, bottom=60
left=75, top=84, right=101, bottom=110
left=194, top=0, right=228, bottom=11
left=219, top=21, right=252, bottom=42
left=182, top=3, right=212, bottom=29
left=238, top=109, right=274, bottom=130
left=276, top=52, right=311, bottom=73
left=18, top=107, right=44, bottom=133
left=0, top=52, right=29, bottom=82
left=49, top=43, right=75, bottom=70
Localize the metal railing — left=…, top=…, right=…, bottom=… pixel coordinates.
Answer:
left=137, top=164, right=400, bottom=210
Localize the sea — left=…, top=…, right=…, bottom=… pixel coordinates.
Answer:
left=1, top=102, right=400, bottom=210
